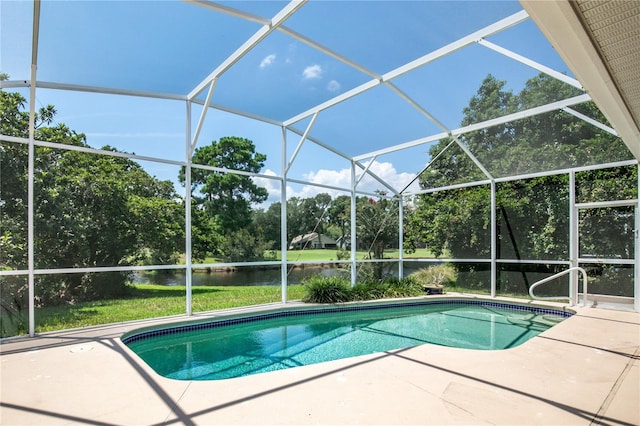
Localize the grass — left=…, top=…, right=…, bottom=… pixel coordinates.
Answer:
left=287, top=247, right=437, bottom=261
left=3, top=280, right=540, bottom=337
left=28, top=284, right=305, bottom=334
left=190, top=248, right=439, bottom=264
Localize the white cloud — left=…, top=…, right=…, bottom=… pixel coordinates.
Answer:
left=252, top=161, right=420, bottom=209
left=252, top=169, right=282, bottom=207
left=259, top=54, right=276, bottom=69
left=303, top=168, right=351, bottom=191
left=302, top=64, right=323, bottom=79
left=327, top=79, right=341, bottom=92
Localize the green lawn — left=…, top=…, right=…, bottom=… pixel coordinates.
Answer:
left=4, top=248, right=442, bottom=336
left=194, top=248, right=438, bottom=264
left=18, top=284, right=305, bottom=335
left=286, top=248, right=438, bottom=262
left=3, top=278, right=535, bottom=337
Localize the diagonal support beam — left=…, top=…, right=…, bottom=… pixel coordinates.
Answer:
left=477, top=39, right=583, bottom=90
left=385, top=82, right=450, bottom=133
left=354, top=93, right=592, bottom=161
left=188, top=0, right=306, bottom=100
left=353, top=160, right=399, bottom=195
left=399, top=139, right=457, bottom=194
left=356, top=156, right=377, bottom=187
left=453, top=135, right=494, bottom=181
left=190, top=79, right=217, bottom=155
left=286, top=112, right=319, bottom=175
left=451, top=94, right=591, bottom=136
left=562, top=107, right=618, bottom=136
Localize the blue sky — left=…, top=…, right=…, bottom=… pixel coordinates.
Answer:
left=1, top=0, right=577, bottom=207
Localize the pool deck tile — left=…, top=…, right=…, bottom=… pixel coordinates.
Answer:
left=1, top=295, right=638, bottom=425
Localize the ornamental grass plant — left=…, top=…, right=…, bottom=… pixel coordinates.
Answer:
left=302, top=275, right=424, bottom=304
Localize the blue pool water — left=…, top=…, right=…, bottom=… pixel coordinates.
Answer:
left=123, top=300, right=571, bottom=381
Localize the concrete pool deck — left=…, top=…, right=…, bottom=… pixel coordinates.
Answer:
left=1, top=295, right=638, bottom=425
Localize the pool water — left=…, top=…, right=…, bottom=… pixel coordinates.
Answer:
left=124, top=301, right=571, bottom=380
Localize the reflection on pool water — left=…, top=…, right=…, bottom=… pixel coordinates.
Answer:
left=123, top=299, right=572, bottom=381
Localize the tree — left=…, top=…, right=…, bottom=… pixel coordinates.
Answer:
left=179, top=137, right=268, bottom=260
left=328, top=195, right=351, bottom=247
left=1, top=89, right=185, bottom=309
left=305, top=193, right=332, bottom=235
left=34, top=146, right=184, bottom=269
left=356, top=191, right=399, bottom=280
left=252, top=202, right=281, bottom=250
left=406, top=73, right=632, bottom=292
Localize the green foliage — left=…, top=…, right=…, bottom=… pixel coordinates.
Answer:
left=32, top=147, right=184, bottom=271
left=336, top=248, right=349, bottom=260
left=219, top=227, right=273, bottom=262
left=496, top=176, right=570, bottom=260
left=406, top=72, right=634, bottom=272
left=0, top=91, right=185, bottom=310
left=381, top=276, right=424, bottom=298
left=328, top=195, right=351, bottom=245
left=181, top=137, right=267, bottom=228
left=576, top=165, right=637, bottom=203
left=301, top=275, right=424, bottom=304
left=351, top=277, right=423, bottom=301
left=179, top=137, right=268, bottom=259
left=407, top=185, right=491, bottom=259
left=410, top=264, right=457, bottom=287
left=301, top=276, right=352, bottom=303
left=252, top=202, right=282, bottom=250
left=357, top=192, right=399, bottom=260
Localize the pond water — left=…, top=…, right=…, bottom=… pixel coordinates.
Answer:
left=132, top=264, right=424, bottom=287
left=132, top=265, right=348, bottom=287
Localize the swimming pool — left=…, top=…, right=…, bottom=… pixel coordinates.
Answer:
left=123, top=299, right=572, bottom=381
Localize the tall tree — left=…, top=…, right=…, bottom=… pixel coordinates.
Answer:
left=179, top=137, right=268, bottom=260
left=252, top=202, right=282, bottom=250
left=357, top=191, right=399, bottom=279
left=181, top=137, right=267, bottom=232
left=328, top=195, right=351, bottom=247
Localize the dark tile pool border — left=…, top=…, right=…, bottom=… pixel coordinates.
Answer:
left=121, top=299, right=574, bottom=346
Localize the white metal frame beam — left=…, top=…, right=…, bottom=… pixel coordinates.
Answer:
left=286, top=112, right=319, bottom=175
left=188, top=0, right=307, bottom=101
left=26, top=0, right=41, bottom=337
left=477, top=39, right=583, bottom=90
left=284, top=10, right=529, bottom=127
left=562, top=107, right=618, bottom=136
left=355, top=94, right=591, bottom=161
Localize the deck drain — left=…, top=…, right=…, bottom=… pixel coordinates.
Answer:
left=70, top=345, right=93, bottom=353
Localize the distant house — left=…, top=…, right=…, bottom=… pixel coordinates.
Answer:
left=289, top=232, right=337, bottom=250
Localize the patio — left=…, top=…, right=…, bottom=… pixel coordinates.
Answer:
left=1, top=295, right=638, bottom=425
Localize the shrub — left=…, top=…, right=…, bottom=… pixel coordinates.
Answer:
left=383, top=276, right=424, bottom=298
left=335, top=249, right=349, bottom=260
left=410, top=264, right=457, bottom=287
left=303, top=275, right=424, bottom=304
left=302, top=275, right=352, bottom=303
left=351, top=281, right=384, bottom=300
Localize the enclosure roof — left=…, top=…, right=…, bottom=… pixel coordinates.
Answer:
left=2, top=0, right=639, bottom=193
